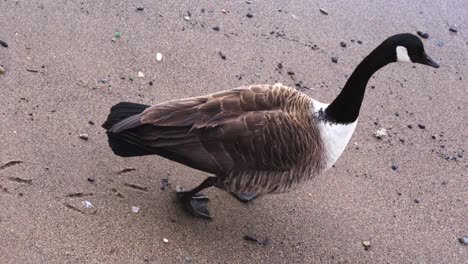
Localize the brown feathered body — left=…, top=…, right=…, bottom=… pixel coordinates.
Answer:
left=104, top=85, right=326, bottom=194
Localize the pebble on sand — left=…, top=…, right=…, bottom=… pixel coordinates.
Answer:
left=246, top=13, right=254, bottom=18
left=79, top=133, right=89, bottom=140
left=82, top=201, right=93, bottom=209
left=362, top=240, right=371, bottom=250
left=449, top=25, right=458, bottom=33
left=417, top=31, right=429, bottom=39
left=132, top=206, right=140, bottom=213
left=163, top=238, right=169, bottom=243
left=418, top=124, right=426, bottom=129
left=373, top=128, right=387, bottom=139
left=218, top=51, right=226, bottom=60
left=213, top=26, right=220, bottom=31
left=114, top=32, right=122, bottom=38
left=459, top=237, right=468, bottom=245
left=319, top=8, right=328, bottom=15
left=243, top=234, right=269, bottom=245
left=340, top=41, right=347, bottom=48
left=0, top=40, right=8, bottom=48
left=160, top=178, right=170, bottom=190
left=156, top=53, right=163, bottom=61
left=0, top=66, right=5, bottom=75
left=136, top=6, right=144, bottom=11
left=138, top=71, right=145, bottom=78
left=391, top=164, right=398, bottom=171
left=331, top=57, right=338, bottom=63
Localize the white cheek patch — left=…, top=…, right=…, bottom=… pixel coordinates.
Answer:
left=396, top=46, right=412, bottom=63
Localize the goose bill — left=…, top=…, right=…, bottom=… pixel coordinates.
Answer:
left=418, top=52, right=440, bottom=68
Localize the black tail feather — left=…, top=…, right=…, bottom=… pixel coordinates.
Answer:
left=107, top=132, right=155, bottom=157
left=102, top=102, right=150, bottom=130
left=103, top=102, right=151, bottom=157
left=107, top=126, right=194, bottom=164
left=103, top=102, right=208, bottom=170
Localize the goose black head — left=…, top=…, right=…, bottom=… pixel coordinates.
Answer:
left=386, top=33, right=439, bottom=68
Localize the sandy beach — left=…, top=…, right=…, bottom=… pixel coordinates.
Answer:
left=0, top=0, right=467, bottom=263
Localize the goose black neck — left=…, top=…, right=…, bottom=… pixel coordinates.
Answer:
left=325, top=45, right=394, bottom=124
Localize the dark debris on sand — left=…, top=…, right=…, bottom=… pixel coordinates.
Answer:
left=243, top=235, right=269, bottom=246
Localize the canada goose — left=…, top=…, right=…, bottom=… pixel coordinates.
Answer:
left=102, top=33, right=439, bottom=219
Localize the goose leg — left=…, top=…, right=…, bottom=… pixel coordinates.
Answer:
left=231, top=192, right=259, bottom=203
left=176, top=177, right=216, bottom=219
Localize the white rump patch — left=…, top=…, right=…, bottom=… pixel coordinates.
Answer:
left=396, top=46, right=411, bottom=63
left=312, top=100, right=358, bottom=170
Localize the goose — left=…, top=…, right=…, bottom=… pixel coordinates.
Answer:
left=102, top=33, right=439, bottom=219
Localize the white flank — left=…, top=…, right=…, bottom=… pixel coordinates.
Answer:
left=312, top=100, right=358, bottom=169
left=396, top=46, right=411, bottom=63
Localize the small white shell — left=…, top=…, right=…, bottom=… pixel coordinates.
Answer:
left=156, top=53, right=163, bottom=61
left=82, top=201, right=93, bottom=208
left=362, top=240, right=371, bottom=250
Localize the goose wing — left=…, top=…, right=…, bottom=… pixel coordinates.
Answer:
left=120, top=85, right=308, bottom=174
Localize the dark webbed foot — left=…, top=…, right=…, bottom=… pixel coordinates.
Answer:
left=177, top=190, right=212, bottom=219
left=231, top=192, right=259, bottom=203
left=176, top=177, right=216, bottom=219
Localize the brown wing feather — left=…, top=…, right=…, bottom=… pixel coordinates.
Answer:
left=136, top=85, right=318, bottom=176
